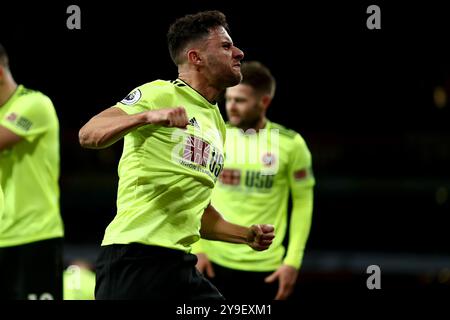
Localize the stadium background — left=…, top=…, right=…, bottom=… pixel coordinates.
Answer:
left=1, top=1, right=449, bottom=301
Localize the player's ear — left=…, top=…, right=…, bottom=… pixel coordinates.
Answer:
left=187, top=49, right=202, bottom=66
left=261, top=94, right=272, bottom=110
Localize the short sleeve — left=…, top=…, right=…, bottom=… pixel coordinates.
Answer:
left=0, top=94, right=55, bottom=142
left=114, top=87, right=151, bottom=115
left=114, top=81, right=175, bottom=116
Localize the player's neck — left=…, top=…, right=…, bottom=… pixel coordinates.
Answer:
left=0, top=76, right=18, bottom=107
left=178, top=72, right=221, bottom=104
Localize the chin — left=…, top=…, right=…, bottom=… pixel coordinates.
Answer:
left=225, top=72, right=243, bottom=87
left=228, top=118, right=240, bottom=126
left=234, top=72, right=243, bottom=84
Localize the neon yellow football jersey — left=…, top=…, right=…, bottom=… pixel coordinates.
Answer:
left=193, top=121, right=315, bottom=271
left=0, top=85, right=63, bottom=247
left=101, top=79, right=226, bottom=252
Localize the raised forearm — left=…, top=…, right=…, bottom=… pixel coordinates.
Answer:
left=0, top=125, right=22, bottom=151
left=79, top=107, right=148, bottom=149
left=79, top=106, right=189, bottom=149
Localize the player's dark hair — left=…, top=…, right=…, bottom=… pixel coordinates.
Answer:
left=167, top=10, right=229, bottom=65
left=0, top=43, right=9, bottom=68
left=241, top=61, right=276, bottom=98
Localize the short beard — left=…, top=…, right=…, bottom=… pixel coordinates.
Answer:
left=235, top=114, right=262, bottom=132
left=221, top=72, right=242, bottom=89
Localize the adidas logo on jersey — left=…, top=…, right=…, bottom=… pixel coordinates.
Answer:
left=189, top=117, right=200, bottom=128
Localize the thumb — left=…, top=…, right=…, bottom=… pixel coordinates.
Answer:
left=261, top=224, right=275, bottom=233
left=265, top=270, right=279, bottom=283
left=206, top=261, right=215, bottom=278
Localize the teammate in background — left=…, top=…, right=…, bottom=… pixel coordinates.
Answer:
left=194, top=61, right=315, bottom=301
left=79, top=11, right=275, bottom=300
left=0, top=43, right=64, bottom=300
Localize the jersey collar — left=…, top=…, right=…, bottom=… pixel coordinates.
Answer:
left=174, top=79, right=218, bottom=109
left=227, top=119, right=272, bottom=134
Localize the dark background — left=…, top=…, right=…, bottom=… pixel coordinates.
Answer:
left=1, top=0, right=449, bottom=297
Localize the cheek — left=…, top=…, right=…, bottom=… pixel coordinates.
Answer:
left=247, top=105, right=262, bottom=119
left=239, top=104, right=254, bottom=116
left=206, top=54, right=221, bottom=69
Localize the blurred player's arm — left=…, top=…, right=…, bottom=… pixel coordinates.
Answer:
left=283, top=135, right=315, bottom=270
left=200, top=203, right=275, bottom=251
left=0, top=125, right=22, bottom=151
left=267, top=185, right=313, bottom=299
left=265, top=134, right=315, bottom=300
left=0, top=95, right=50, bottom=151
left=284, top=185, right=314, bottom=269
left=79, top=106, right=189, bottom=149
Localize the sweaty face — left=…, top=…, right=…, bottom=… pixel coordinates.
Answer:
left=202, top=27, right=244, bottom=88
left=225, top=84, right=264, bottom=130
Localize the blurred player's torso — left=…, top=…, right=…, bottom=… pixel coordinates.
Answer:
left=204, top=121, right=315, bottom=271
left=0, top=85, right=63, bottom=247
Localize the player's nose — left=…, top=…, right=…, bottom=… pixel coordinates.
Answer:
left=233, top=46, right=244, bottom=61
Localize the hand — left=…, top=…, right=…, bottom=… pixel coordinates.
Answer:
left=195, top=253, right=215, bottom=278
left=264, top=264, right=299, bottom=300
left=246, top=224, right=275, bottom=251
left=145, top=107, right=189, bottom=128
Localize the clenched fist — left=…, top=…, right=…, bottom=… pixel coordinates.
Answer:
left=246, top=224, right=275, bottom=251
left=146, top=107, right=189, bottom=128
